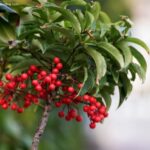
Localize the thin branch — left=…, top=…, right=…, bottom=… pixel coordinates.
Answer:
left=31, top=102, right=51, bottom=150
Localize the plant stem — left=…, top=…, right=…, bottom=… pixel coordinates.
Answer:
left=31, top=103, right=51, bottom=150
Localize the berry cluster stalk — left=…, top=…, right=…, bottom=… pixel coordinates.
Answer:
left=31, top=102, right=51, bottom=150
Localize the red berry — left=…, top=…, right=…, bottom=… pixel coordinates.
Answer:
left=32, top=80, right=39, bottom=86
left=55, top=80, right=62, bottom=87
left=52, top=68, right=59, bottom=74
left=49, top=84, right=56, bottom=91
left=89, top=122, right=96, bottom=129
left=55, top=102, right=62, bottom=107
left=44, top=76, right=51, bottom=83
left=68, top=87, right=75, bottom=93
left=58, top=111, right=65, bottom=118
left=0, top=81, right=3, bottom=86
left=76, top=115, right=83, bottom=122
left=30, top=65, right=37, bottom=72
left=56, top=63, right=63, bottom=70
left=53, top=57, right=60, bottom=64
left=21, top=73, right=28, bottom=80
left=11, top=103, right=18, bottom=110
left=5, top=73, right=13, bottom=80
left=35, top=85, right=42, bottom=92
left=50, top=74, right=57, bottom=80
left=83, top=105, right=89, bottom=112
left=78, top=83, right=83, bottom=89
left=40, top=70, right=47, bottom=77
left=83, top=95, right=90, bottom=101
left=2, top=103, right=8, bottom=109
left=19, top=83, right=27, bottom=89
left=17, top=107, right=24, bottom=113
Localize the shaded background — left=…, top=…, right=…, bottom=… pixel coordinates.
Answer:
left=0, top=0, right=150, bottom=150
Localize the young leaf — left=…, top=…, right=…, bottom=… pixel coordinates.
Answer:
left=85, top=46, right=107, bottom=84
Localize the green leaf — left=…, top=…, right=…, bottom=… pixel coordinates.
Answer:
left=44, top=3, right=81, bottom=34
left=85, top=46, right=107, bottom=84
left=130, top=46, right=147, bottom=72
left=116, top=41, right=132, bottom=67
left=101, top=90, right=112, bottom=109
left=129, top=63, right=146, bottom=82
left=61, top=0, right=86, bottom=8
left=99, top=11, right=111, bottom=23
left=126, top=37, right=150, bottom=54
left=90, top=1, right=101, bottom=20
left=97, top=42, right=124, bottom=68
left=118, top=73, right=132, bottom=107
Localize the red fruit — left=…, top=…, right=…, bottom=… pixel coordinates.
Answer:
left=89, top=97, right=96, bottom=104
left=68, top=87, right=75, bottom=93
left=50, top=74, right=57, bottom=80
left=95, top=102, right=101, bottom=108
left=21, top=73, right=28, bottom=80
left=52, top=68, right=59, bottom=74
left=55, top=80, right=62, bottom=87
left=55, top=102, right=62, bottom=107
left=89, top=122, right=96, bottom=129
left=76, top=115, right=83, bottom=122
left=32, top=80, right=39, bottom=86
left=11, top=103, right=18, bottom=110
left=83, top=105, right=89, bottom=112
left=2, top=103, right=8, bottom=109
left=44, top=76, right=51, bottom=83
left=40, top=70, right=47, bottom=77
left=17, top=107, right=24, bottom=113
left=7, top=82, right=16, bottom=89
left=78, top=83, right=83, bottom=89
left=53, top=57, right=60, bottom=64
left=19, top=83, right=27, bottom=89
left=24, top=101, right=31, bottom=108
left=30, top=65, right=37, bottom=72
left=58, top=111, right=65, bottom=118
left=83, top=94, right=90, bottom=101
left=90, top=105, right=96, bottom=111
left=49, top=84, right=56, bottom=91
left=69, top=109, right=77, bottom=118
left=56, top=63, right=63, bottom=70
left=0, top=81, right=3, bottom=86
left=35, top=85, right=42, bottom=92
left=99, top=106, right=106, bottom=114
left=5, top=73, right=13, bottom=80
left=65, top=115, right=72, bottom=121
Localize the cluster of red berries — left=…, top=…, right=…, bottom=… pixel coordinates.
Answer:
left=0, top=57, right=108, bottom=129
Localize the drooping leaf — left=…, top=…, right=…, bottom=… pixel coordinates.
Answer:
left=126, top=37, right=150, bottom=54
left=116, top=41, right=132, bottom=67
left=130, top=46, right=147, bottom=72
left=85, top=46, right=107, bottom=84
left=99, top=11, right=111, bottom=23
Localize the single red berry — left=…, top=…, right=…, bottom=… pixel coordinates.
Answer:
left=5, top=73, right=13, bottom=80
left=76, top=115, right=83, bottom=122
left=56, top=63, right=63, bottom=70
left=11, top=103, right=18, bottom=110
left=58, top=111, right=65, bottom=118
left=69, top=109, right=77, bottom=118
left=55, top=102, right=62, bottom=107
left=78, top=83, right=83, bottom=89
left=55, top=80, right=62, bottom=87
left=2, top=103, right=8, bottom=109
left=40, top=70, right=47, bottom=77
left=52, top=68, right=59, bottom=74
left=35, top=85, right=42, bottom=92
left=17, top=107, right=24, bottom=113
left=50, top=74, right=57, bottom=80
left=30, top=65, right=37, bottom=72
left=83, top=94, right=90, bottom=101
left=7, top=82, right=16, bottom=89
left=68, top=87, right=75, bottom=93
left=53, top=57, right=60, bottom=64
left=65, top=115, right=72, bottom=121
left=21, top=73, right=28, bottom=80
left=89, top=122, right=96, bottom=129
left=83, top=105, right=89, bottom=112
left=19, top=83, right=27, bottom=89
left=44, top=76, right=51, bottom=83
left=49, top=84, right=56, bottom=91
left=0, top=81, right=3, bottom=87
left=32, top=80, right=39, bottom=86
left=99, top=106, right=106, bottom=114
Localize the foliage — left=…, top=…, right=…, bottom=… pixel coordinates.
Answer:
left=0, top=0, right=149, bottom=109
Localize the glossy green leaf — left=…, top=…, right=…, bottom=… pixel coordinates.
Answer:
left=84, top=11, right=95, bottom=29
left=85, top=46, right=107, bottom=84
left=99, top=11, right=111, bottom=23
left=61, top=0, right=86, bottom=8
left=130, top=46, right=147, bottom=72
left=126, top=37, right=150, bottom=54
left=44, top=4, right=81, bottom=33
left=91, top=1, right=101, bottom=20
left=116, top=41, right=132, bottom=67
left=97, top=42, right=124, bottom=68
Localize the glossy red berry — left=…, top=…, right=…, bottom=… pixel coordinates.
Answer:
left=58, top=111, right=65, bottom=118
left=21, top=73, right=28, bottom=80
left=68, top=87, right=75, bottom=93
left=76, top=115, right=83, bottom=122
left=89, top=122, right=96, bottom=129
left=53, top=57, right=60, bottom=64
left=56, top=63, right=63, bottom=70
left=5, top=73, right=13, bottom=80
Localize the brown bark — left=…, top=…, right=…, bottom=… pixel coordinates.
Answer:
left=31, top=104, right=51, bottom=150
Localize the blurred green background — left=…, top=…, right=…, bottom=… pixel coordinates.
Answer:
left=0, top=0, right=130, bottom=149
